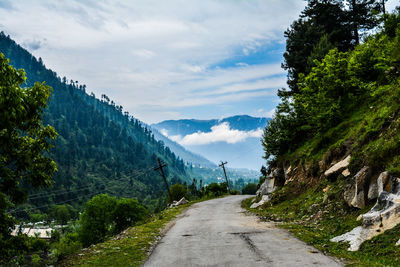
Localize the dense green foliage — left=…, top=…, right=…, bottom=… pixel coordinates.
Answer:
left=0, top=53, right=57, bottom=263
left=256, top=5, right=400, bottom=266
left=79, top=194, right=148, bottom=247
left=168, top=183, right=188, bottom=202
left=205, top=182, right=228, bottom=196
left=241, top=183, right=257, bottom=195
left=283, top=0, right=383, bottom=94
left=263, top=6, right=400, bottom=165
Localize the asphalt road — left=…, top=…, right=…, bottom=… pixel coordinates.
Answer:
left=144, top=195, right=342, bottom=267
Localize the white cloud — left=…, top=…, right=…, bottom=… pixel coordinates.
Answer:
left=160, top=129, right=182, bottom=143
left=0, top=0, right=307, bottom=122
left=165, top=122, right=263, bottom=146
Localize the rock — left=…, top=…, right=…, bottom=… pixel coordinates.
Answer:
left=323, top=185, right=331, bottom=193
left=175, top=197, right=189, bottom=206
left=344, top=183, right=355, bottom=207
left=331, top=173, right=400, bottom=251
left=256, top=168, right=281, bottom=198
left=250, top=195, right=270, bottom=209
left=368, top=180, right=378, bottom=200
left=324, top=155, right=351, bottom=178
left=350, top=166, right=371, bottom=209
left=330, top=226, right=374, bottom=251
left=168, top=198, right=189, bottom=208
left=284, top=165, right=292, bottom=180
left=377, top=172, right=392, bottom=194
left=342, top=169, right=351, bottom=177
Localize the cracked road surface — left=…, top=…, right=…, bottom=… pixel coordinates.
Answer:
left=144, top=195, right=342, bottom=267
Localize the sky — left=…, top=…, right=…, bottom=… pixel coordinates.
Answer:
left=0, top=0, right=308, bottom=123
left=0, top=0, right=398, bottom=125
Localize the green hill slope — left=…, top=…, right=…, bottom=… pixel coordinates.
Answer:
left=0, top=32, right=188, bottom=214
left=248, top=5, right=400, bottom=266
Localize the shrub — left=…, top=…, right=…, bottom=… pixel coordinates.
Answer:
left=242, top=183, right=258, bottom=195
left=79, top=194, right=149, bottom=247
left=52, top=232, right=82, bottom=260
left=205, top=182, right=228, bottom=196
left=79, top=194, right=117, bottom=246
left=168, top=183, right=187, bottom=202
left=113, top=198, right=148, bottom=233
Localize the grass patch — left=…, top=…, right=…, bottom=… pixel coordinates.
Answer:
left=243, top=185, right=400, bottom=266
left=58, top=196, right=217, bottom=267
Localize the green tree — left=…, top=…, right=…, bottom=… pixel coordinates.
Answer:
left=79, top=194, right=117, bottom=247
left=0, top=53, right=57, bottom=261
left=347, top=0, right=383, bottom=45
left=168, top=183, right=187, bottom=202
left=53, top=205, right=71, bottom=225
left=205, top=182, right=228, bottom=196
left=241, top=183, right=258, bottom=195
left=113, top=198, right=148, bottom=233
left=283, top=0, right=352, bottom=94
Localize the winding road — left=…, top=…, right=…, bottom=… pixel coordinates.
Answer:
left=144, top=195, right=342, bottom=267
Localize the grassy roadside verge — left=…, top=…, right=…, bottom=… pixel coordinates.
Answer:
left=59, top=196, right=219, bottom=267
left=242, top=192, right=400, bottom=266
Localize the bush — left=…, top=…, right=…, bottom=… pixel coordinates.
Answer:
left=52, top=232, right=82, bottom=260
left=113, top=198, right=148, bottom=233
left=28, top=237, right=49, bottom=253
left=79, top=194, right=149, bottom=247
left=168, top=183, right=187, bottom=202
left=79, top=194, right=117, bottom=246
left=205, top=182, right=228, bottom=196
left=241, top=183, right=258, bottom=195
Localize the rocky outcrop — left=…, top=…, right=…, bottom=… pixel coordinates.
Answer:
left=378, top=172, right=392, bottom=193
left=250, top=195, right=270, bottom=209
left=256, top=167, right=283, bottom=198
left=343, top=166, right=372, bottom=208
left=331, top=172, right=400, bottom=251
left=367, top=179, right=378, bottom=200
left=254, top=167, right=284, bottom=207
left=169, top=197, right=189, bottom=207
left=350, top=166, right=371, bottom=209
left=324, top=155, right=351, bottom=179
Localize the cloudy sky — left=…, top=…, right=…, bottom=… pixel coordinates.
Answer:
left=0, top=0, right=398, bottom=124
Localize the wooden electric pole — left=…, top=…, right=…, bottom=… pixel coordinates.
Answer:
left=219, top=161, right=230, bottom=191
left=154, top=158, right=172, bottom=202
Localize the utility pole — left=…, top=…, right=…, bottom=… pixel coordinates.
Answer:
left=154, top=158, right=172, bottom=202
left=219, top=161, right=230, bottom=191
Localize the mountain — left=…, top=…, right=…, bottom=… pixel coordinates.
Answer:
left=152, top=115, right=269, bottom=170
left=149, top=127, right=216, bottom=168
left=0, top=32, right=189, bottom=212
left=154, top=115, right=268, bottom=136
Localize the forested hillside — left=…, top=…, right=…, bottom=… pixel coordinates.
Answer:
left=0, top=32, right=188, bottom=214
left=249, top=2, right=400, bottom=265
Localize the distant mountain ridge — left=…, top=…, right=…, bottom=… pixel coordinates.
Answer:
left=149, top=126, right=216, bottom=167
left=152, top=115, right=270, bottom=170
left=153, top=115, right=269, bottom=136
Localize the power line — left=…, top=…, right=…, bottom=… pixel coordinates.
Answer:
left=26, top=166, right=154, bottom=200
left=9, top=166, right=155, bottom=214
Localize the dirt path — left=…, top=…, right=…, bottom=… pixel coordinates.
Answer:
left=144, top=195, right=342, bottom=267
